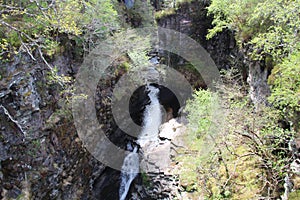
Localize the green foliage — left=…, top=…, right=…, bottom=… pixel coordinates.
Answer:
left=268, top=51, right=300, bottom=110
left=185, top=89, right=219, bottom=140
left=46, top=66, right=85, bottom=120
left=0, top=0, right=120, bottom=60
left=141, top=171, right=151, bottom=187
left=43, top=39, right=60, bottom=57
left=207, top=0, right=300, bottom=61
left=154, top=8, right=176, bottom=19
left=154, top=0, right=198, bottom=19
left=207, top=0, right=300, bottom=130
left=178, top=70, right=296, bottom=198
left=16, top=193, right=26, bottom=200
left=289, top=189, right=300, bottom=200
left=47, top=66, right=72, bottom=86
left=176, top=89, right=221, bottom=195
left=128, top=50, right=150, bottom=68
left=249, top=0, right=300, bottom=59
left=268, top=51, right=300, bottom=129
left=121, top=61, right=130, bottom=71
left=81, top=0, right=120, bottom=49
left=207, top=0, right=263, bottom=42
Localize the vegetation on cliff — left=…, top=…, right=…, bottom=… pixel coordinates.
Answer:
left=175, top=0, right=300, bottom=199
left=1, top=0, right=299, bottom=199
left=180, top=69, right=297, bottom=199
left=206, top=0, right=300, bottom=143
left=207, top=0, right=299, bottom=118
left=0, top=0, right=119, bottom=63
left=207, top=0, right=300, bottom=61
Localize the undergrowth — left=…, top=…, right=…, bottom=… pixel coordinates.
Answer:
left=176, top=69, right=296, bottom=199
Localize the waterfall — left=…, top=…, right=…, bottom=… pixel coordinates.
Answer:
left=138, top=85, right=162, bottom=146
left=119, top=85, right=162, bottom=200
left=119, top=146, right=139, bottom=200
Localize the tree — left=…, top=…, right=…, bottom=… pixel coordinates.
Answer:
left=268, top=51, right=300, bottom=130
left=0, top=0, right=120, bottom=64
left=207, top=0, right=300, bottom=62
left=207, top=0, right=300, bottom=124
left=180, top=70, right=296, bottom=199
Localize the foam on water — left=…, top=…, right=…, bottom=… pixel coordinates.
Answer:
left=119, top=85, right=162, bottom=200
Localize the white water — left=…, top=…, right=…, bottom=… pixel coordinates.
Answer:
left=119, top=85, right=162, bottom=200
left=138, top=85, right=162, bottom=146
left=119, top=146, right=139, bottom=200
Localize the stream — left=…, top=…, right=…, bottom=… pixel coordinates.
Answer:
left=119, top=84, right=162, bottom=200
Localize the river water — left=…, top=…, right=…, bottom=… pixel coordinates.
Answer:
left=119, top=85, right=162, bottom=200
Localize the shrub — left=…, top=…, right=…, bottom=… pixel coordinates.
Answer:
left=0, top=0, right=120, bottom=61
left=176, top=70, right=296, bottom=198
left=268, top=51, right=300, bottom=130
left=207, top=0, right=300, bottom=62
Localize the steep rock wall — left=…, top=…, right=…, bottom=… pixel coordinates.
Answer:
left=156, top=0, right=270, bottom=105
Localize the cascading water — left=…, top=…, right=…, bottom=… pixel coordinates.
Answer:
left=119, top=146, right=139, bottom=200
left=138, top=85, right=162, bottom=146
left=119, top=85, right=162, bottom=200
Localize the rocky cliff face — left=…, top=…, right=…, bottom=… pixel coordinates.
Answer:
left=0, top=54, right=95, bottom=199
left=156, top=1, right=244, bottom=71
left=0, top=1, right=274, bottom=199
left=0, top=53, right=129, bottom=199
left=156, top=0, right=271, bottom=105
left=247, top=60, right=271, bottom=106
left=0, top=50, right=169, bottom=199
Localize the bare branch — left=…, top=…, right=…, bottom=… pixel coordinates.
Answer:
left=0, top=4, right=22, bottom=10
left=0, top=104, right=26, bottom=137
left=0, top=19, right=54, bottom=71
left=0, top=20, right=36, bottom=43
left=37, top=47, right=53, bottom=70
left=18, top=35, right=36, bottom=61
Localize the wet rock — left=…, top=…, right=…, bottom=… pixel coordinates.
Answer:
left=159, top=118, right=185, bottom=140
left=156, top=1, right=244, bottom=72
left=92, top=167, right=121, bottom=200
left=137, top=117, right=188, bottom=199
left=140, top=117, right=187, bottom=173
left=291, top=159, right=300, bottom=175
left=247, top=61, right=270, bottom=106
left=0, top=53, right=98, bottom=199
left=0, top=142, right=8, bottom=161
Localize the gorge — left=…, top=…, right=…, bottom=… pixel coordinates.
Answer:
left=0, top=0, right=299, bottom=200
left=120, top=84, right=162, bottom=200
